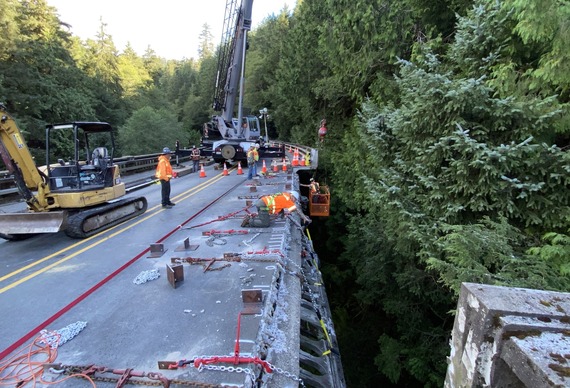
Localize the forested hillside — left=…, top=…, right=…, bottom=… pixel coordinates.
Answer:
left=1, top=0, right=569, bottom=386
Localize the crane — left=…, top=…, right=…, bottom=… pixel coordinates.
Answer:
left=202, top=0, right=283, bottom=164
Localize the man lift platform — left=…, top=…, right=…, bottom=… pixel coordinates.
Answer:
left=309, top=185, right=330, bottom=217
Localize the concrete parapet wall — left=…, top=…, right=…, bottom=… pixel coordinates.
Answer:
left=445, top=283, right=570, bottom=388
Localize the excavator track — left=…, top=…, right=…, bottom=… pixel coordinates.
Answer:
left=64, top=196, right=148, bottom=238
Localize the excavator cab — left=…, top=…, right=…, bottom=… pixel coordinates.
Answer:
left=44, top=122, right=117, bottom=192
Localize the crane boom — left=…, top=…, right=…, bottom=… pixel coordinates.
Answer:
left=203, top=0, right=266, bottom=164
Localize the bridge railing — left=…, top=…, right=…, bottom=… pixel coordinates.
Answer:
left=0, top=143, right=319, bottom=198
left=0, top=152, right=195, bottom=198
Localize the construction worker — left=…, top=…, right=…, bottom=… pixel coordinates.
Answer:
left=156, top=147, right=176, bottom=209
left=318, top=119, right=327, bottom=143
left=301, top=178, right=320, bottom=194
left=241, top=191, right=311, bottom=227
left=301, top=178, right=321, bottom=202
left=247, top=145, right=259, bottom=179
left=191, top=145, right=201, bottom=173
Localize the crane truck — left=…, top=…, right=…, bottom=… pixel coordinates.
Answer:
left=201, top=0, right=283, bottom=164
left=0, top=104, right=148, bottom=240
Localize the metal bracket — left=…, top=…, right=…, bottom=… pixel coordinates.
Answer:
left=242, top=289, right=263, bottom=315
left=147, top=243, right=167, bottom=258
left=157, top=361, right=177, bottom=370
left=174, top=237, right=199, bottom=252
left=166, top=263, right=184, bottom=288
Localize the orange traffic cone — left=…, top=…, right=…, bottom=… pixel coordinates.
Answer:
left=272, top=160, right=278, bottom=172
left=261, top=160, right=267, bottom=174
left=282, top=158, right=287, bottom=172
left=199, top=164, right=206, bottom=178
left=292, top=149, right=299, bottom=166
left=237, top=161, right=243, bottom=175
left=223, top=162, right=229, bottom=176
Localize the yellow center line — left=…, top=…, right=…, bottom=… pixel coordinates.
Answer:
left=0, top=172, right=233, bottom=292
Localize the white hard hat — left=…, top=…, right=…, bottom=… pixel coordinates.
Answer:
left=289, top=191, right=300, bottom=201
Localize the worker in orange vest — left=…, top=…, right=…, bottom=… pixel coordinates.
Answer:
left=155, top=147, right=176, bottom=209
left=241, top=191, right=310, bottom=227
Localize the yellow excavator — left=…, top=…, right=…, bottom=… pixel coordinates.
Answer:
left=0, top=104, right=147, bottom=240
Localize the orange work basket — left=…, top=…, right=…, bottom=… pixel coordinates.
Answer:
left=309, top=185, right=330, bottom=217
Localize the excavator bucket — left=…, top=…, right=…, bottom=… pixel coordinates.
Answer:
left=0, top=211, right=66, bottom=235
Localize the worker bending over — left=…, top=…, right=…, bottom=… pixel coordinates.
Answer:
left=242, top=191, right=311, bottom=227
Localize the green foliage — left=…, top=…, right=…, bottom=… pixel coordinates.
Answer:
left=118, top=106, right=182, bottom=156
left=0, top=0, right=99, bottom=155
left=117, top=45, right=153, bottom=98
left=272, top=0, right=327, bottom=144
left=506, top=0, right=570, bottom=99
left=325, top=0, right=570, bottom=385
left=426, top=217, right=568, bottom=294
left=528, top=230, right=570, bottom=278
left=0, top=0, right=19, bottom=60
left=197, top=23, right=215, bottom=60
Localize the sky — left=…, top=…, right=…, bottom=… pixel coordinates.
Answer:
left=46, top=0, right=296, bottom=60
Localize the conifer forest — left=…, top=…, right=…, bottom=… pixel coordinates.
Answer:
left=1, top=0, right=569, bottom=386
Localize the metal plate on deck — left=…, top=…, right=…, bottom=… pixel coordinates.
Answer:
left=147, top=243, right=167, bottom=258
left=166, top=263, right=184, bottom=288
left=174, top=237, right=199, bottom=252
left=242, top=289, right=263, bottom=315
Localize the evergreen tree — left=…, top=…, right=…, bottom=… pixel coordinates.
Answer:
left=0, top=0, right=19, bottom=60
left=119, top=106, right=182, bottom=155
left=197, top=23, right=214, bottom=60
left=117, top=44, right=153, bottom=99
left=80, top=18, right=126, bottom=125
left=330, top=1, right=569, bottom=385
left=0, top=0, right=97, bottom=157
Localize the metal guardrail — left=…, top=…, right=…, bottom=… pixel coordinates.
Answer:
left=0, top=142, right=318, bottom=198
left=0, top=152, right=194, bottom=198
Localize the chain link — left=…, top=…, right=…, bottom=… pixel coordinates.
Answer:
left=133, top=269, right=160, bottom=284
left=39, top=321, right=87, bottom=348
left=266, top=361, right=306, bottom=387
left=205, top=236, right=227, bottom=246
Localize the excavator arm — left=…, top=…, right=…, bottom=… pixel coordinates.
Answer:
left=0, top=105, right=148, bottom=240
left=0, top=104, right=50, bottom=212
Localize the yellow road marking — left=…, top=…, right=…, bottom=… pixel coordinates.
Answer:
left=0, top=172, right=231, bottom=293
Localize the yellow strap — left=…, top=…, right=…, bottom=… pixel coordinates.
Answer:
left=320, top=319, right=332, bottom=346
left=305, top=228, right=312, bottom=241
left=322, top=349, right=331, bottom=356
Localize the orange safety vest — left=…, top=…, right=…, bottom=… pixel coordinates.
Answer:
left=261, top=193, right=296, bottom=215
left=155, top=155, right=173, bottom=181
